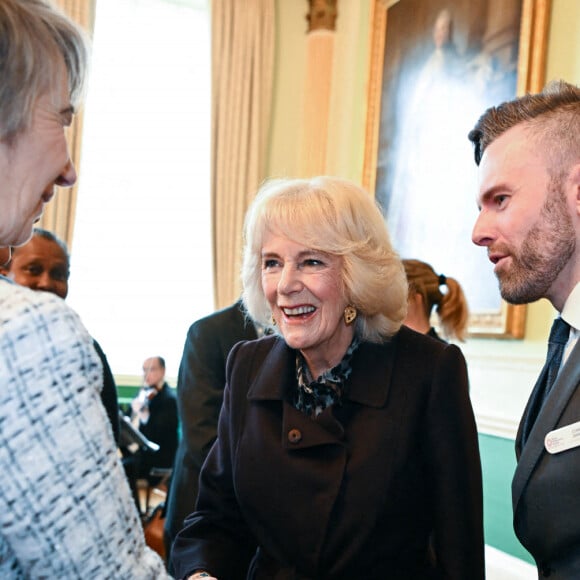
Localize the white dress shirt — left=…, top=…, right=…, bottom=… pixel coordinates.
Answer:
left=560, top=281, right=580, bottom=366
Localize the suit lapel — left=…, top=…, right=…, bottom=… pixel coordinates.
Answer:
left=513, top=341, right=580, bottom=514
left=516, top=364, right=549, bottom=455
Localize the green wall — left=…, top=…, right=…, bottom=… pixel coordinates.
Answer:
left=117, top=384, right=140, bottom=406
left=479, top=433, right=533, bottom=564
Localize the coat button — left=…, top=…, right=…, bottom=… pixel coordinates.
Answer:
left=288, top=428, right=302, bottom=444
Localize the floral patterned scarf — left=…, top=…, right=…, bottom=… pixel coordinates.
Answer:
left=294, top=336, right=360, bottom=417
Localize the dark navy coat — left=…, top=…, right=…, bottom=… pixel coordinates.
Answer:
left=173, top=327, right=484, bottom=580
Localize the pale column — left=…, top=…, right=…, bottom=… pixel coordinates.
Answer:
left=325, top=0, right=370, bottom=182
left=297, top=0, right=337, bottom=177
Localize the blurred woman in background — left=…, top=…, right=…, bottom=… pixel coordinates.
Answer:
left=403, top=258, right=469, bottom=342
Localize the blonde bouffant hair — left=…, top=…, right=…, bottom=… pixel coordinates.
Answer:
left=241, top=176, right=408, bottom=343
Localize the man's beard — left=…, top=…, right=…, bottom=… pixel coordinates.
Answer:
left=496, top=178, right=575, bottom=304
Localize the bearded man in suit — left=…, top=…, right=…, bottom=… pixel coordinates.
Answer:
left=469, top=80, right=580, bottom=579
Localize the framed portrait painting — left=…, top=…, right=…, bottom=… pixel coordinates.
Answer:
left=363, top=0, right=551, bottom=337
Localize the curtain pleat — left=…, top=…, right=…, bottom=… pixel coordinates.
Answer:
left=39, top=0, right=96, bottom=250
left=211, top=0, right=275, bottom=309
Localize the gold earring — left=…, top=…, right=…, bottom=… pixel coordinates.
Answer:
left=270, top=314, right=277, bottom=326
left=344, top=305, right=357, bottom=325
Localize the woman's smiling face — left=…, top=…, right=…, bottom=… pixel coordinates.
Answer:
left=0, top=71, right=76, bottom=247
left=261, top=229, right=354, bottom=375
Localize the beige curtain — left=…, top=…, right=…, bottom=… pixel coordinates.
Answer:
left=38, top=0, right=96, bottom=250
left=211, top=0, right=275, bottom=309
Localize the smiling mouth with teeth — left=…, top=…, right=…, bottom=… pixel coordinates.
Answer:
left=282, top=306, right=316, bottom=316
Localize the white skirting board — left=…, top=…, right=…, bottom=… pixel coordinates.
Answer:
left=485, top=545, right=536, bottom=579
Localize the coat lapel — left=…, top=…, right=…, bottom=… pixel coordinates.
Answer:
left=245, top=336, right=397, bottom=449
left=513, top=341, right=580, bottom=514
left=246, top=337, right=396, bottom=405
left=347, top=339, right=396, bottom=408
left=246, top=336, right=295, bottom=402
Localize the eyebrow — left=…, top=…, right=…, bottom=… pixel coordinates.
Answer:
left=478, top=183, right=510, bottom=207
left=261, top=249, right=325, bottom=260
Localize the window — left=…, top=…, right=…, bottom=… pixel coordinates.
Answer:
left=68, top=0, right=212, bottom=380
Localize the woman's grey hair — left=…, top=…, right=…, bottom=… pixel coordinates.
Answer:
left=241, top=176, right=408, bottom=343
left=0, top=0, right=89, bottom=143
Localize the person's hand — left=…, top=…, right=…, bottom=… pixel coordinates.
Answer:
left=130, top=395, right=142, bottom=415
left=187, top=572, right=217, bottom=580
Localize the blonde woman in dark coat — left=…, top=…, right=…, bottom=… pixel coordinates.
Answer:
left=172, top=176, right=484, bottom=580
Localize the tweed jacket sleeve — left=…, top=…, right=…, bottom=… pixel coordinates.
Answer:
left=0, top=281, right=170, bottom=579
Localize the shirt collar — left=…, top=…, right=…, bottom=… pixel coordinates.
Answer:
left=561, top=282, right=580, bottom=331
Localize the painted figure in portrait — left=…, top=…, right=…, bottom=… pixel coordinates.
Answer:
left=375, top=0, right=521, bottom=315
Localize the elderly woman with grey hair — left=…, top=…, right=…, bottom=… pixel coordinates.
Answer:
left=172, top=176, right=484, bottom=580
left=0, top=1, right=169, bottom=577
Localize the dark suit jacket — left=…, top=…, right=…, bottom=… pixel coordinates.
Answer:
left=92, top=339, right=120, bottom=444
left=139, top=382, right=179, bottom=470
left=164, top=301, right=258, bottom=546
left=513, top=340, right=580, bottom=579
left=172, top=328, right=484, bottom=580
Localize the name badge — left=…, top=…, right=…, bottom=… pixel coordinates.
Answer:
left=545, top=421, right=580, bottom=454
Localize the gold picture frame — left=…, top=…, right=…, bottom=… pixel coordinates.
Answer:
left=363, top=0, right=551, bottom=338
